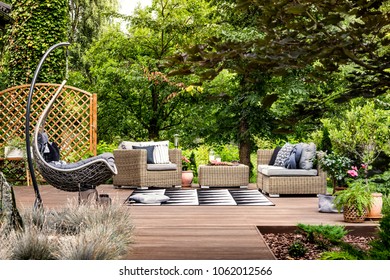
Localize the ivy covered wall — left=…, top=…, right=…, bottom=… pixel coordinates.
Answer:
left=7, top=0, right=68, bottom=86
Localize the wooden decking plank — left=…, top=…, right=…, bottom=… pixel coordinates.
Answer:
left=12, top=184, right=378, bottom=260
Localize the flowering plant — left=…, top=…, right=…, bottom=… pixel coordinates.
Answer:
left=347, top=164, right=368, bottom=180
left=318, top=152, right=352, bottom=189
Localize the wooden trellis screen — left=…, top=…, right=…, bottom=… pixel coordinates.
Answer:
left=0, top=83, right=97, bottom=161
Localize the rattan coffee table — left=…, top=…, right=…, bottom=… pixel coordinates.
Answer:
left=198, top=164, right=249, bottom=188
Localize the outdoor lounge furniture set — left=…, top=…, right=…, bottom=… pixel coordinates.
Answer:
left=113, top=141, right=182, bottom=189
left=113, top=140, right=327, bottom=197
left=256, top=143, right=327, bottom=197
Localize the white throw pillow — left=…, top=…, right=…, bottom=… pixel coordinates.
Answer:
left=152, top=141, right=170, bottom=164
left=129, top=193, right=170, bottom=204
left=119, top=140, right=170, bottom=164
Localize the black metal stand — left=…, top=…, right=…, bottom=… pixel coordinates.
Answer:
left=25, top=42, right=70, bottom=209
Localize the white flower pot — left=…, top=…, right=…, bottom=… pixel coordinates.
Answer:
left=4, top=147, right=24, bottom=158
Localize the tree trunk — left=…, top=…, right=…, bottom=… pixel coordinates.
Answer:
left=238, top=117, right=252, bottom=177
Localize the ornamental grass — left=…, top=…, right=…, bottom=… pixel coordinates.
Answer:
left=0, top=198, right=134, bottom=260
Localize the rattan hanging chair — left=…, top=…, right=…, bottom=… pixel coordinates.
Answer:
left=25, top=42, right=117, bottom=207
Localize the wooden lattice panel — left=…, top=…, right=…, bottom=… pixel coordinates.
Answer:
left=0, top=83, right=97, bottom=161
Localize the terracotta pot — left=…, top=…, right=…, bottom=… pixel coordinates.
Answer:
left=367, top=192, right=383, bottom=219
left=181, top=170, right=193, bottom=187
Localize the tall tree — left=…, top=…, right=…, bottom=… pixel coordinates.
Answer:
left=237, top=0, right=390, bottom=101
left=85, top=0, right=213, bottom=142
left=68, top=0, right=118, bottom=76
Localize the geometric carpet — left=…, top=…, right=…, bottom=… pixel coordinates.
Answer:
left=125, top=188, right=275, bottom=206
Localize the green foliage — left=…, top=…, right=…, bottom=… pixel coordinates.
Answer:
left=320, top=251, right=358, bottom=260
left=211, top=144, right=240, bottom=162
left=68, top=0, right=118, bottom=74
left=97, top=141, right=118, bottom=154
left=334, top=180, right=374, bottom=216
left=318, top=152, right=352, bottom=189
left=236, top=0, right=390, bottom=99
left=368, top=213, right=390, bottom=259
left=369, top=171, right=390, bottom=197
left=288, top=241, right=307, bottom=258
left=6, top=0, right=69, bottom=86
left=322, top=100, right=390, bottom=166
left=318, top=126, right=332, bottom=154
left=297, top=223, right=349, bottom=249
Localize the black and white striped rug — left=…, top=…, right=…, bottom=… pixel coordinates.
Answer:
left=125, top=188, right=275, bottom=206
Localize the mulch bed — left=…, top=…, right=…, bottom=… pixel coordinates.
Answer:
left=262, top=232, right=375, bottom=260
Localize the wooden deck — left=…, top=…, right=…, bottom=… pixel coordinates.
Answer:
left=13, top=183, right=379, bottom=260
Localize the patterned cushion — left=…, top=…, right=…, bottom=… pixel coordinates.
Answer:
left=273, top=143, right=294, bottom=166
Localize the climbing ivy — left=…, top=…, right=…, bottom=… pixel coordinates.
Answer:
left=7, top=0, right=69, bottom=86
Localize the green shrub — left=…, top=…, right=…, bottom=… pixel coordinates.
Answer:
left=297, top=224, right=349, bottom=249
left=368, top=213, right=390, bottom=259
left=288, top=241, right=307, bottom=258
left=320, top=251, right=358, bottom=260
left=369, top=171, right=390, bottom=197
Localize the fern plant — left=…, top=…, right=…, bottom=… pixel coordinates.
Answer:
left=334, top=179, right=373, bottom=216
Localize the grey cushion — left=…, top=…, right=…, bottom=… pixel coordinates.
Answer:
left=133, top=145, right=155, bottom=164
left=274, top=143, right=294, bottom=166
left=318, top=194, right=339, bottom=213
left=285, top=143, right=303, bottom=169
left=129, top=193, right=170, bottom=204
left=48, top=152, right=115, bottom=170
left=146, top=163, right=177, bottom=171
left=258, top=165, right=318, bottom=176
left=299, top=142, right=316, bottom=170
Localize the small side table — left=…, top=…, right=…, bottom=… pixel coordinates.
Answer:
left=0, top=157, right=31, bottom=186
left=198, top=164, right=249, bottom=188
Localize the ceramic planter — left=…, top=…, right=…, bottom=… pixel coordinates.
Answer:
left=181, top=170, right=193, bottom=187
left=367, top=192, right=383, bottom=219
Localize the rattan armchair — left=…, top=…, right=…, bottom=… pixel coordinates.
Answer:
left=256, top=149, right=327, bottom=197
left=113, top=149, right=182, bottom=188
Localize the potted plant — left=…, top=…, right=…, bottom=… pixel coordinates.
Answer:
left=4, top=137, right=26, bottom=158
left=333, top=179, right=373, bottom=223
left=318, top=152, right=352, bottom=193
left=181, top=155, right=194, bottom=187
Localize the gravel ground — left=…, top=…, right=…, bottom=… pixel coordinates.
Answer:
left=262, top=233, right=375, bottom=260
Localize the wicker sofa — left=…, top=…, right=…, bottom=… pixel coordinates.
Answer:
left=113, top=141, right=182, bottom=189
left=256, top=149, right=327, bottom=197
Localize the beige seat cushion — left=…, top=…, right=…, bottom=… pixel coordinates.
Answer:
left=258, top=165, right=318, bottom=176
left=147, top=163, right=177, bottom=171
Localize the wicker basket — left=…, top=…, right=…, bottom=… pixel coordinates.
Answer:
left=343, top=205, right=368, bottom=223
